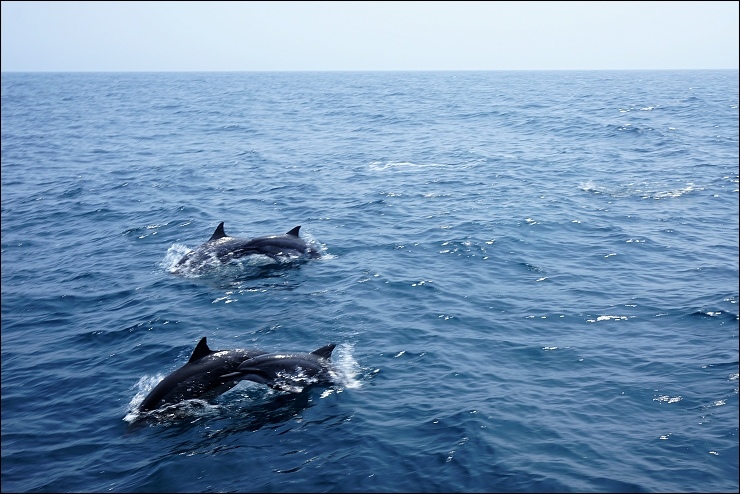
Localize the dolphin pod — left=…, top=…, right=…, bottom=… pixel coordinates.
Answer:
left=139, top=337, right=337, bottom=413
left=134, top=222, right=340, bottom=418
left=174, top=222, right=321, bottom=271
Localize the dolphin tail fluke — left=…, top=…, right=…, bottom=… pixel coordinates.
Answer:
left=208, top=222, right=227, bottom=241
left=311, top=343, right=336, bottom=360
left=285, top=226, right=301, bottom=237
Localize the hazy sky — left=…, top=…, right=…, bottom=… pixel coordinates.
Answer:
left=2, top=1, right=738, bottom=72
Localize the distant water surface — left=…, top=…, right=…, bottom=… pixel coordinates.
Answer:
left=1, top=70, right=738, bottom=492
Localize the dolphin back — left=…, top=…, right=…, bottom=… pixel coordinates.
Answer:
left=233, top=344, right=337, bottom=392
left=311, top=343, right=336, bottom=360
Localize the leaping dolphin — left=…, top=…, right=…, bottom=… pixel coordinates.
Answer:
left=138, top=337, right=268, bottom=413
left=174, top=222, right=320, bottom=270
left=223, top=344, right=337, bottom=393
left=137, top=338, right=337, bottom=413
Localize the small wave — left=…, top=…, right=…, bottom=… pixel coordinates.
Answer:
left=300, top=232, right=330, bottom=259
left=689, top=309, right=739, bottom=322
left=332, top=342, right=364, bottom=390
left=579, top=180, right=704, bottom=199
left=123, top=222, right=171, bottom=239
left=369, top=161, right=451, bottom=171
left=605, top=122, right=662, bottom=136
left=126, top=399, right=221, bottom=425
left=123, top=373, right=166, bottom=423
left=650, top=183, right=704, bottom=199
left=160, top=243, right=192, bottom=271
left=438, top=239, right=492, bottom=258
left=586, top=315, right=630, bottom=323
left=653, top=395, right=682, bottom=404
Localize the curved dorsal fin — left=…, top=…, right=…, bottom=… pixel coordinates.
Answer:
left=209, top=222, right=227, bottom=241
left=311, top=343, right=336, bottom=360
left=286, top=225, right=301, bottom=237
left=188, top=337, right=214, bottom=363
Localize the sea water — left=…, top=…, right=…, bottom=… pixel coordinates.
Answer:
left=1, top=70, right=738, bottom=492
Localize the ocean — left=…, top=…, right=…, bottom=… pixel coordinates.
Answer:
left=1, top=70, right=738, bottom=493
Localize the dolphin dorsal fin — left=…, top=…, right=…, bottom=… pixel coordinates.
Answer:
left=188, top=337, right=214, bottom=363
left=286, top=226, right=301, bottom=237
left=311, top=343, right=336, bottom=360
left=209, top=222, right=227, bottom=241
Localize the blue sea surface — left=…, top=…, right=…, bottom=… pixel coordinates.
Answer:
left=1, top=70, right=738, bottom=493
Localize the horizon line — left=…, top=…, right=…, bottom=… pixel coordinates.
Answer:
left=2, top=68, right=738, bottom=74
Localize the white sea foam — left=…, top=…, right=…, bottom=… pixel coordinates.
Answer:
left=369, top=161, right=451, bottom=171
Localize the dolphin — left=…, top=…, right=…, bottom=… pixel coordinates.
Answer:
left=138, top=337, right=268, bottom=413
left=174, top=222, right=320, bottom=270
left=222, top=343, right=337, bottom=393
